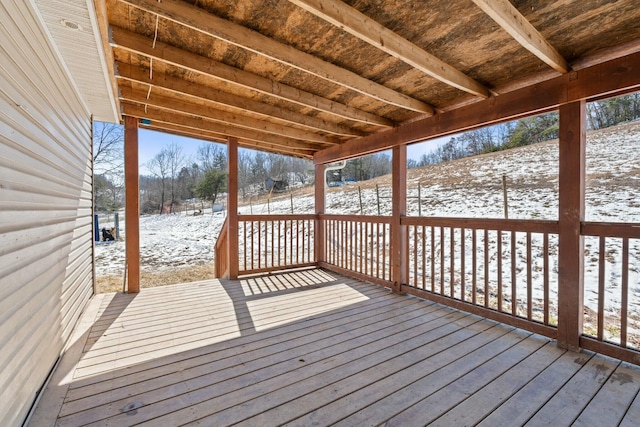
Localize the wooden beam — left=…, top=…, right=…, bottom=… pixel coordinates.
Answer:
left=119, top=86, right=340, bottom=145
left=314, top=50, right=640, bottom=164
left=119, top=0, right=434, bottom=114
left=110, top=26, right=394, bottom=128
left=139, top=121, right=315, bottom=158
left=288, top=0, right=490, bottom=98
left=142, top=123, right=227, bottom=144
left=315, top=163, right=325, bottom=264
left=557, top=100, right=586, bottom=352
left=471, top=0, right=569, bottom=73
left=391, top=144, right=407, bottom=294
left=227, top=137, right=239, bottom=279
left=124, top=116, right=140, bottom=293
left=116, top=63, right=362, bottom=137
left=572, top=36, right=640, bottom=70
left=122, top=103, right=322, bottom=153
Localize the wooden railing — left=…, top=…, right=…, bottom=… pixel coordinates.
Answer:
left=214, top=216, right=229, bottom=278
left=401, top=217, right=560, bottom=337
left=238, top=214, right=315, bottom=275
left=319, top=214, right=393, bottom=286
left=213, top=212, right=640, bottom=364
left=581, top=222, right=640, bottom=360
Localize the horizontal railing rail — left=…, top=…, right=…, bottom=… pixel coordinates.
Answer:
left=238, top=214, right=315, bottom=274
left=403, top=217, right=560, bottom=233
left=581, top=221, right=640, bottom=363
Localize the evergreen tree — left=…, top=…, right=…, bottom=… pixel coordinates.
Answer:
left=195, top=169, right=227, bottom=212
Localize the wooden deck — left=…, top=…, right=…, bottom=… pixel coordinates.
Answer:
left=29, top=268, right=640, bottom=427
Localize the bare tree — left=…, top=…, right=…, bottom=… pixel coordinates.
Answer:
left=147, top=150, right=170, bottom=214
left=290, top=157, right=312, bottom=185
left=165, top=143, right=184, bottom=213
left=93, top=122, right=123, bottom=174
left=198, top=143, right=227, bottom=172
left=238, top=150, right=253, bottom=198
left=93, top=122, right=124, bottom=211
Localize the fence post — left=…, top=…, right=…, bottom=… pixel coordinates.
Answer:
left=376, top=184, right=381, bottom=216
left=358, top=186, right=363, bottom=215
left=502, top=174, right=509, bottom=219
left=418, top=182, right=422, bottom=216
left=557, top=100, right=586, bottom=351
left=114, top=213, right=120, bottom=240
left=94, top=214, right=100, bottom=242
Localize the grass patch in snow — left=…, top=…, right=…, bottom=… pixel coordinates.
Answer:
left=95, top=263, right=215, bottom=294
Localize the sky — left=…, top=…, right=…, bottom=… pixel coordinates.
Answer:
left=95, top=122, right=451, bottom=175
left=136, top=128, right=219, bottom=174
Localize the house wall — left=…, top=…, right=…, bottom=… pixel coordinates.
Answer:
left=0, top=1, right=94, bottom=425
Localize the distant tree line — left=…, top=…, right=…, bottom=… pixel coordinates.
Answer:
left=408, top=93, right=640, bottom=168
left=93, top=93, right=640, bottom=211
left=330, top=152, right=392, bottom=183
left=141, top=145, right=314, bottom=214
left=93, top=129, right=313, bottom=214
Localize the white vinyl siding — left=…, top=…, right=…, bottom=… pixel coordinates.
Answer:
left=0, top=0, right=94, bottom=425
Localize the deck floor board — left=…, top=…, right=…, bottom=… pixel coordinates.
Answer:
left=27, top=269, right=640, bottom=427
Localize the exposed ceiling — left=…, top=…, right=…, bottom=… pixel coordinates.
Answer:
left=100, top=0, right=640, bottom=159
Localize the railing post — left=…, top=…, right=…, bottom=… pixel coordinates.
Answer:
left=391, top=144, right=407, bottom=293
left=557, top=100, right=586, bottom=351
left=124, top=116, right=140, bottom=293
left=227, top=137, right=239, bottom=279
left=315, top=163, right=325, bottom=264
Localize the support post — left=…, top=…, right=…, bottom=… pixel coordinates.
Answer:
left=124, top=116, right=140, bottom=293
left=557, top=100, right=586, bottom=351
left=315, top=163, right=325, bottom=264
left=227, top=137, right=239, bottom=279
left=391, top=145, right=407, bottom=294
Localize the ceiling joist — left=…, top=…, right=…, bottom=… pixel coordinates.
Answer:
left=471, top=0, right=569, bottom=73
left=314, top=50, right=640, bottom=164
left=119, top=87, right=340, bottom=145
left=110, top=26, right=394, bottom=128
left=119, top=0, right=435, bottom=114
left=105, top=0, right=640, bottom=161
left=287, top=0, right=490, bottom=98
left=123, top=102, right=323, bottom=155
left=116, top=63, right=362, bottom=137
left=140, top=122, right=315, bottom=158
left=142, top=123, right=227, bottom=144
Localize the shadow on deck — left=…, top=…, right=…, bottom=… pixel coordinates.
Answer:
left=29, top=269, right=640, bottom=426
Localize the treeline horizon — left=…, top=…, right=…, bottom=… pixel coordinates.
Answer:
left=410, top=93, right=640, bottom=168
left=94, top=93, right=640, bottom=214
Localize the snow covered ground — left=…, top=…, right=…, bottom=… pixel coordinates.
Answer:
left=95, top=211, right=226, bottom=277
left=95, top=121, right=640, bottom=340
